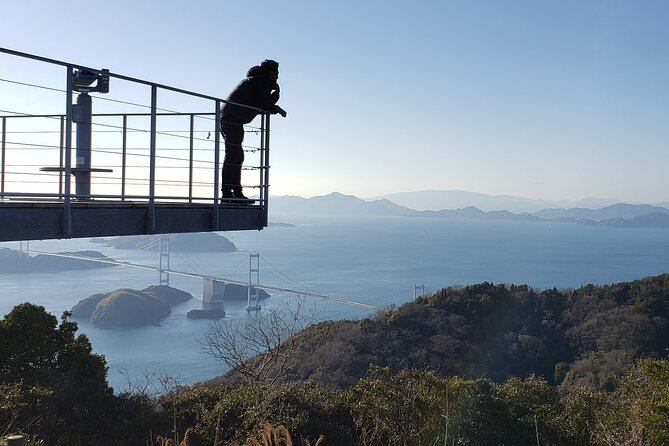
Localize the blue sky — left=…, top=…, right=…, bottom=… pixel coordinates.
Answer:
left=1, top=0, right=668, bottom=202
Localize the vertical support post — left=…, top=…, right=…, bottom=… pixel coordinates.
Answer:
left=1, top=116, right=6, bottom=196
left=258, top=114, right=265, bottom=205
left=121, top=114, right=127, bottom=200
left=262, top=113, right=271, bottom=227
left=74, top=92, right=92, bottom=199
left=246, top=253, right=261, bottom=311
left=147, top=85, right=157, bottom=233
left=188, top=114, right=194, bottom=203
left=212, top=101, right=221, bottom=230
left=63, top=66, right=74, bottom=237
left=58, top=116, right=64, bottom=197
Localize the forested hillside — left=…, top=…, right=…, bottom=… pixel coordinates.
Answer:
left=229, top=274, right=669, bottom=389
left=3, top=275, right=668, bottom=445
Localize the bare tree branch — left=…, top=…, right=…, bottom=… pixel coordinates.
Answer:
left=201, top=297, right=321, bottom=383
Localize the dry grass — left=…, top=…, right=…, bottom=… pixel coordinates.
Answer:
left=238, top=423, right=325, bottom=446
left=155, top=427, right=194, bottom=446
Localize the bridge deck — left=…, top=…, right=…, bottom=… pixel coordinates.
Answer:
left=0, top=200, right=265, bottom=242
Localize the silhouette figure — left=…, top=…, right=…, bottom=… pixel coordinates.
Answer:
left=220, top=59, right=287, bottom=202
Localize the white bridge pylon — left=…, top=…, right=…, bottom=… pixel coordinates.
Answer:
left=22, top=249, right=381, bottom=311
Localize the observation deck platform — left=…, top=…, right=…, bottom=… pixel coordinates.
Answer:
left=0, top=199, right=265, bottom=242
left=0, top=47, right=272, bottom=242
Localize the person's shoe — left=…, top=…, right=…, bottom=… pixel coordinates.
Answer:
left=231, top=190, right=254, bottom=202
left=221, top=191, right=254, bottom=204
left=232, top=192, right=255, bottom=204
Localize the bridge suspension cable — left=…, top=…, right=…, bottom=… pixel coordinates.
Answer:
left=22, top=249, right=382, bottom=311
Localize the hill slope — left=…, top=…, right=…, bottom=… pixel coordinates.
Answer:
left=224, top=275, right=669, bottom=389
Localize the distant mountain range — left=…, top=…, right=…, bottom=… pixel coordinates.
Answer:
left=269, top=192, right=669, bottom=229
left=270, top=192, right=414, bottom=216
left=374, top=189, right=640, bottom=213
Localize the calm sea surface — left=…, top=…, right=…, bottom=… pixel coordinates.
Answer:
left=1, top=212, right=668, bottom=391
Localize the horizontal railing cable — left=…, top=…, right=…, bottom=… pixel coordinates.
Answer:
left=0, top=76, right=265, bottom=131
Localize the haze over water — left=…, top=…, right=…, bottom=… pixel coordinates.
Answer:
left=1, top=212, right=668, bottom=390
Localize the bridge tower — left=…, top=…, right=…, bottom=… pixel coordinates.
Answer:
left=414, top=284, right=426, bottom=300
left=159, top=236, right=171, bottom=286
left=246, top=253, right=261, bottom=311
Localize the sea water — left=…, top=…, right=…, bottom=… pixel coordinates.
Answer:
left=1, top=213, right=668, bottom=391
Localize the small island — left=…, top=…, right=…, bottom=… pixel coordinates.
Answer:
left=186, top=308, right=226, bottom=319
left=97, top=232, right=237, bottom=252
left=71, top=285, right=193, bottom=327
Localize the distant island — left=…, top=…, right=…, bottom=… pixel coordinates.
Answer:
left=409, top=203, right=669, bottom=228
left=0, top=248, right=117, bottom=274
left=71, top=285, right=193, bottom=327
left=93, top=232, right=237, bottom=252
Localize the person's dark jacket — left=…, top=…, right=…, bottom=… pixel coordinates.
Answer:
left=221, top=65, right=280, bottom=124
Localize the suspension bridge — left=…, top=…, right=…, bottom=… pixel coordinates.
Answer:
left=19, top=245, right=382, bottom=311
left=0, top=47, right=271, bottom=241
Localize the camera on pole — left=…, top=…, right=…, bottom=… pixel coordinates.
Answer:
left=72, top=68, right=110, bottom=93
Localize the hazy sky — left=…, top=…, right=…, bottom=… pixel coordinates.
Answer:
left=1, top=1, right=668, bottom=202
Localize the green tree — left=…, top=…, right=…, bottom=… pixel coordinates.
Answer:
left=0, top=303, right=114, bottom=444
left=497, top=375, right=566, bottom=445
left=594, top=358, right=669, bottom=445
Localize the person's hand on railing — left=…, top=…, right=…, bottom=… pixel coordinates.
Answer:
left=275, top=106, right=287, bottom=118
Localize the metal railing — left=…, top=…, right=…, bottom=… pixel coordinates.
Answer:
left=0, top=47, right=271, bottom=210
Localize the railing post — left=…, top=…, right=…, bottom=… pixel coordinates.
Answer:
left=1, top=116, right=6, bottom=197
left=212, top=101, right=221, bottom=230
left=262, top=113, right=270, bottom=226
left=58, top=116, right=64, bottom=197
left=63, top=66, right=73, bottom=237
left=121, top=114, right=127, bottom=200
left=259, top=114, right=265, bottom=205
left=147, top=85, right=157, bottom=233
left=146, top=84, right=158, bottom=234
left=189, top=113, right=194, bottom=203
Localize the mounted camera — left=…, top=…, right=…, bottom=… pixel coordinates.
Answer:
left=72, top=68, right=110, bottom=93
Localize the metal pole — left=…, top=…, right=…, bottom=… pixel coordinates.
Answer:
left=121, top=114, right=127, bottom=200
left=74, top=92, right=92, bottom=199
left=262, top=114, right=271, bottom=226
left=148, top=85, right=157, bottom=233
left=1, top=116, right=6, bottom=196
left=58, top=116, right=64, bottom=196
left=189, top=114, right=194, bottom=203
left=259, top=114, right=265, bottom=205
left=63, top=66, right=73, bottom=237
left=212, top=101, right=221, bottom=229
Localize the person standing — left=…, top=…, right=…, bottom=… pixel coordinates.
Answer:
left=220, top=59, right=287, bottom=202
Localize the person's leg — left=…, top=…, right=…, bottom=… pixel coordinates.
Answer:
left=221, top=122, right=244, bottom=197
